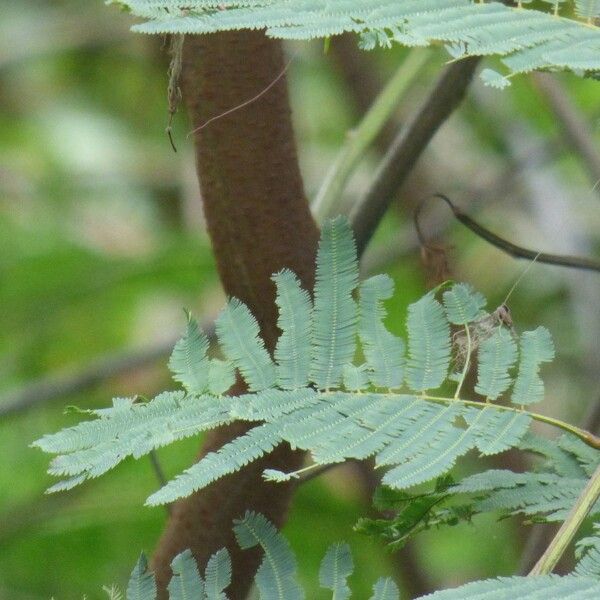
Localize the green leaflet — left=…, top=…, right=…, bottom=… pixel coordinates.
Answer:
left=359, top=275, right=405, bottom=389
left=475, top=328, right=518, bottom=401
left=511, top=326, right=555, bottom=405
left=205, top=549, right=231, bottom=600
left=216, top=298, right=276, bottom=392
left=310, top=216, right=359, bottom=390
left=442, top=283, right=486, bottom=326
left=168, top=550, right=205, bottom=600
left=233, top=511, right=304, bottom=600
left=127, top=554, right=157, bottom=600
left=370, top=578, right=400, bottom=600
left=319, top=542, right=353, bottom=600
left=168, top=312, right=210, bottom=395
left=146, top=422, right=282, bottom=506
left=273, top=269, right=312, bottom=390
left=576, top=524, right=600, bottom=579
left=414, top=575, right=600, bottom=599
left=405, top=292, right=451, bottom=392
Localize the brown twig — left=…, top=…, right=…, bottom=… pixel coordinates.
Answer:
left=350, top=57, right=480, bottom=255
left=415, top=194, right=600, bottom=273
left=0, top=340, right=174, bottom=418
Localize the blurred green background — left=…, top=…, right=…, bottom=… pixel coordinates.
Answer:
left=2, top=1, right=600, bottom=598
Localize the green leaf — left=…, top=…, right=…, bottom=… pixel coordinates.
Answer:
left=369, top=578, right=400, bottom=600
left=126, top=554, right=156, bottom=600
left=168, top=550, right=204, bottom=600
left=311, top=216, right=359, bottom=390
left=359, top=275, right=405, bottom=389
left=273, top=269, right=312, bottom=390
left=406, top=292, right=451, bottom=392
left=319, top=542, right=353, bottom=600
left=475, top=328, right=518, bottom=401
left=414, top=575, right=600, bottom=599
left=233, top=512, right=304, bottom=600
left=205, top=548, right=231, bottom=600
left=511, top=327, right=554, bottom=405
left=169, top=312, right=210, bottom=394
left=442, top=283, right=486, bottom=325
left=216, top=298, right=276, bottom=392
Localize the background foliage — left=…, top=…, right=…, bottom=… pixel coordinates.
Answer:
left=2, top=1, right=600, bottom=598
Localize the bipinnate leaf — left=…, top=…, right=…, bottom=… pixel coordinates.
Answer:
left=127, top=554, right=157, bottom=600
left=233, top=512, right=304, bottom=600
left=168, top=549, right=204, bottom=600
left=319, top=542, right=353, bottom=600
left=35, top=216, right=562, bottom=512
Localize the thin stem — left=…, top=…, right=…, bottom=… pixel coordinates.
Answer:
left=415, top=194, right=600, bottom=273
left=454, top=324, right=472, bottom=400
left=423, top=394, right=600, bottom=449
left=529, top=462, right=600, bottom=575
left=312, top=48, right=431, bottom=221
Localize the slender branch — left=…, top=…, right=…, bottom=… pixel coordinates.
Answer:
left=529, top=462, right=600, bottom=575
left=0, top=339, right=176, bottom=418
left=531, top=73, right=600, bottom=190
left=312, top=48, right=432, bottom=221
left=350, top=57, right=480, bottom=256
left=422, top=394, right=600, bottom=450
left=416, top=194, right=600, bottom=273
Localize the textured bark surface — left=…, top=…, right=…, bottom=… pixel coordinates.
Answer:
left=151, top=31, right=319, bottom=599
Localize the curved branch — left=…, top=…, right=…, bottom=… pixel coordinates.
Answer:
left=415, top=194, right=600, bottom=273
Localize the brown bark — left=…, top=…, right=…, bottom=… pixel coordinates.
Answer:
left=151, top=31, right=319, bottom=598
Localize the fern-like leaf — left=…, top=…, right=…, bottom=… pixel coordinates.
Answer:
left=319, top=542, right=353, bottom=600
left=127, top=554, right=157, bottom=600
left=205, top=548, right=231, bottom=600
left=168, top=550, right=205, bottom=600
left=511, top=326, right=554, bottom=405
left=311, top=216, right=359, bottom=390
left=146, top=423, right=282, bottom=505
left=406, top=293, right=451, bottom=392
left=169, top=312, right=210, bottom=395
left=369, top=578, right=400, bottom=600
left=475, top=329, right=518, bottom=401
left=233, top=511, right=304, bottom=600
left=576, top=525, right=600, bottom=579
left=359, top=275, right=405, bottom=389
left=442, top=283, right=486, bottom=325
left=117, top=1, right=600, bottom=86
left=273, top=269, right=312, bottom=390
left=216, top=298, right=276, bottom=392
left=415, top=575, right=600, bottom=598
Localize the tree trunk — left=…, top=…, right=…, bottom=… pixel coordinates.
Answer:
left=151, top=31, right=319, bottom=599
